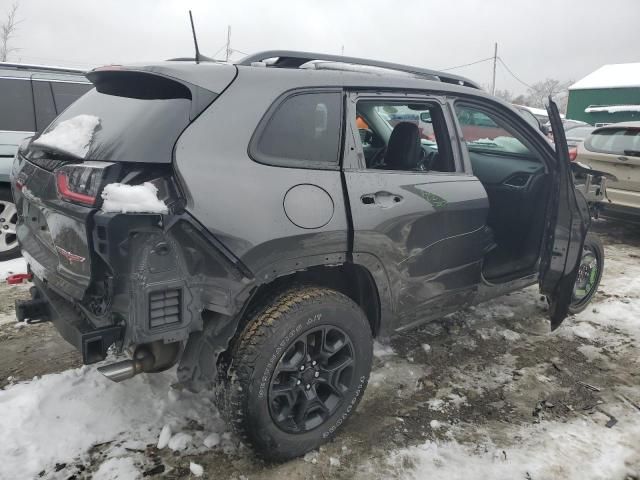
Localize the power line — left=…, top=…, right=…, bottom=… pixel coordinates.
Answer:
left=497, top=57, right=533, bottom=90
left=439, top=56, right=494, bottom=72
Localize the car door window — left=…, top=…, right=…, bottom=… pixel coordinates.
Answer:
left=456, top=105, right=534, bottom=157
left=0, top=78, right=35, bottom=132
left=355, top=100, right=455, bottom=172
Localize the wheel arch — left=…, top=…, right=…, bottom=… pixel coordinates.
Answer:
left=241, top=262, right=383, bottom=338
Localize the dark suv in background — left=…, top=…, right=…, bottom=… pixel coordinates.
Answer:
left=0, top=63, right=91, bottom=259
left=11, top=51, right=603, bottom=460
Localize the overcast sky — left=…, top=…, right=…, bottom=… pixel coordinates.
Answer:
left=3, top=0, right=639, bottom=94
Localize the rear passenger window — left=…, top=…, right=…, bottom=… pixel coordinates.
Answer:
left=51, top=82, right=93, bottom=113
left=0, top=78, right=35, bottom=131
left=251, top=91, right=342, bottom=168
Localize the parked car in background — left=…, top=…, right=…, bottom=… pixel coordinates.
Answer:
left=566, top=125, right=595, bottom=148
left=576, top=122, right=640, bottom=219
left=0, top=63, right=92, bottom=259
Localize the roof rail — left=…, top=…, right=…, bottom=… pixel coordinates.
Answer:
left=238, top=50, right=480, bottom=89
left=0, top=62, right=87, bottom=74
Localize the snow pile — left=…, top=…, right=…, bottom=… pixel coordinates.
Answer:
left=93, top=457, right=140, bottom=480
left=33, top=114, right=100, bottom=158
left=0, top=256, right=27, bottom=281
left=101, top=182, right=168, bottom=214
left=585, top=104, right=640, bottom=114
left=189, top=462, right=204, bottom=477
left=0, top=367, right=227, bottom=479
left=388, top=414, right=640, bottom=480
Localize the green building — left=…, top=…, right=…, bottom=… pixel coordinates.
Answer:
left=567, top=63, right=640, bottom=126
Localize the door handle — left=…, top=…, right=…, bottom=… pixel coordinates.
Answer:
left=361, top=191, right=404, bottom=207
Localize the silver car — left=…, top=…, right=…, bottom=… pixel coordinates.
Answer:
left=576, top=121, right=640, bottom=218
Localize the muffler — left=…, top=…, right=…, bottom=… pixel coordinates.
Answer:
left=97, top=341, right=180, bottom=382
left=98, top=347, right=155, bottom=382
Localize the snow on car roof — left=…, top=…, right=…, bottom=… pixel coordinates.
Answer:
left=570, top=63, right=640, bottom=90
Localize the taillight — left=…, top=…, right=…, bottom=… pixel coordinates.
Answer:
left=55, top=162, right=115, bottom=207
left=569, top=147, right=578, bottom=162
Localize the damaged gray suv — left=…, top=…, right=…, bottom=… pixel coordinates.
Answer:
left=10, top=51, right=604, bottom=460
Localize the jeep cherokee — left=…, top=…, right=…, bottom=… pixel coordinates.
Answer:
left=10, top=51, right=604, bottom=460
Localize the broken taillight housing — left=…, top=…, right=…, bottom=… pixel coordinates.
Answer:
left=55, top=162, right=116, bottom=207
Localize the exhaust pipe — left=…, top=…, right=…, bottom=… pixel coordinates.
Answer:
left=98, top=347, right=155, bottom=383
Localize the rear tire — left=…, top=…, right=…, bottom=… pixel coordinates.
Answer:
left=0, top=186, right=20, bottom=261
left=569, top=232, right=604, bottom=314
left=222, top=286, right=373, bottom=461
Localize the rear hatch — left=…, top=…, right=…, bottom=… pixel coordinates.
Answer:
left=12, top=63, right=236, bottom=301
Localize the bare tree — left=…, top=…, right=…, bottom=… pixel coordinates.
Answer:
left=525, top=78, right=572, bottom=111
left=1, top=2, right=20, bottom=62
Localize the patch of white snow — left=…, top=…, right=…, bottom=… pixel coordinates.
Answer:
left=189, top=461, right=204, bottom=477
left=33, top=114, right=100, bottom=158
left=101, top=182, right=168, bottom=214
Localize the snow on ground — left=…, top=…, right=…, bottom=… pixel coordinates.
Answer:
left=101, top=182, right=168, bottom=214
left=0, top=366, right=228, bottom=479
left=385, top=415, right=640, bottom=480
left=33, top=114, right=100, bottom=158
left=0, top=221, right=639, bottom=479
left=0, top=256, right=26, bottom=281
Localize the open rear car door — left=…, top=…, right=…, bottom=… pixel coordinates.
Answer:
left=539, top=98, right=591, bottom=330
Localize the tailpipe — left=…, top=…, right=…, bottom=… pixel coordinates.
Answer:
left=98, top=347, right=155, bottom=383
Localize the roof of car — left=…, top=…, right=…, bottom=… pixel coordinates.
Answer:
left=105, top=54, right=490, bottom=99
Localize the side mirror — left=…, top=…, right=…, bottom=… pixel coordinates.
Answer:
left=420, top=112, right=432, bottom=124
left=359, top=128, right=374, bottom=145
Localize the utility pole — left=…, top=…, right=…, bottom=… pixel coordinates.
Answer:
left=491, top=42, right=498, bottom=95
left=225, top=25, right=231, bottom=62
left=341, top=45, right=344, bottom=56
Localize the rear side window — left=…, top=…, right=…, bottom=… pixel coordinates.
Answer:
left=585, top=128, right=640, bottom=155
left=0, top=78, right=35, bottom=131
left=251, top=91, right=342, bottom=169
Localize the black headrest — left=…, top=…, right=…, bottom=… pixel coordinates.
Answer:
left=384, top=122, right=421, bottom=170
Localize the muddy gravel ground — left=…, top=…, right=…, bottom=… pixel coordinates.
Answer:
left=1, top=217, right=640, bottom=479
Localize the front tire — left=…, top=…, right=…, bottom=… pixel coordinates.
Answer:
left=0, top=187, right=20, bottom=261
left=569, top=232, right=604, bottom=314
left=223, top=286, right=373, bottom=461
